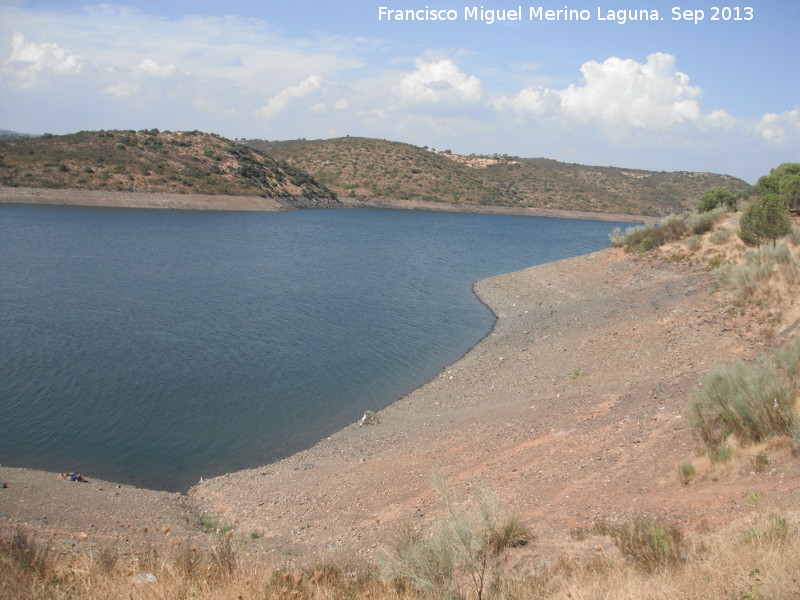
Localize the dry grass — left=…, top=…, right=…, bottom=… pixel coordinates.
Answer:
left=3, top=510, right=800, bottom=600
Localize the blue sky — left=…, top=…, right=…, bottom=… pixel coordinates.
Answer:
left=1, top=1, right=798, bottom=182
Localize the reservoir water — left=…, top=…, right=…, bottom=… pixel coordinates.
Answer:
left=0, top=204, right=629, bottom=491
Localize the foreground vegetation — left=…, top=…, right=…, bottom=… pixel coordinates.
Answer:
left=3, top=508, right=799, bottom=599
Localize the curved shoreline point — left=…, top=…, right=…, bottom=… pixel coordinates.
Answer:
left=2, top=237, right=792, bottom=563
left=0, top=186, right=655, bottom=223
left=185, top=245, right=754, bottom=559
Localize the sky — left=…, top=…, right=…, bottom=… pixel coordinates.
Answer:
left=1, top=1, right=798, bottom=183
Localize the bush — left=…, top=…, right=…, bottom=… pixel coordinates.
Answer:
left=698, top=187, right=738, bottom=212
left=595, top=519, right=684, bottom=572
left=384, top=478, right=532, bottom=600
left=610, top=209, right=727, bottom=253
left=709, top=228, right=733, bottom=245
left=687, top=205, right=728, bottom=234
left=716, top=243, right=800, bottom=303
left=689, top=338, right=800, bottom=450
left=685, top=235, right=702, bottom=251
left=677, top=460, right=696, bottom=484
left=714, top=252, right=773, bottom=304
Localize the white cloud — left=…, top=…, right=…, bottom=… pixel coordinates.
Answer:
left=134, top=59, right=179, bottom=78
left=560, top=53, right=702, bottom=129
left=103, top=81, right=135, bottom=98
left=256, top=74, right=323, bottom=118
left=702, top=109, right=737, bottom=130
left=3, top=30, right=83, bottom=88
left=756, top=108, right=800, bottom=144
left=490, top=85, right=559, bottom=115
left=397, top=59, right=483, bottom=104
left=495, top=53, right=707, bottom=131
left=101, top=59, right=183, bottom=97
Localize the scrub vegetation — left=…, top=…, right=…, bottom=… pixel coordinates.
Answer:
left=251, top=136, right=748, bottom=216
left=0, top=129, right=335, bottom=199
left=3, top=510, right=800, bottom=599
left=612, top=164, right=800, bottom=494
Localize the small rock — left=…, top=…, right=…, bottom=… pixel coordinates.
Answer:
left=132, top=573, right=157, bottom=585
left=358, top=411, right=380, bottom=427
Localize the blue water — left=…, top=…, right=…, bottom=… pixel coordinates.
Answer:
left=0, top=204, right=627, bottom=492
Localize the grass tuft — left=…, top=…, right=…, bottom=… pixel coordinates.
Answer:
left=595, top=519, right=684, bottom=572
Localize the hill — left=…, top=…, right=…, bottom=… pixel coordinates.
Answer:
left=0, top=129, right=35, bottom=140
left=250, top=137, right=750, bottom=217
left=0, top=130, right=337, bottom=204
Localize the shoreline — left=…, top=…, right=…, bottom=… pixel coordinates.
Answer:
left=0, top=186, right=655, bottom=223
left=5, top=230, right=798, bottom=564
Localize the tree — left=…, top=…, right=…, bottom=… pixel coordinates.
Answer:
left=756, top=162, right=800, bottom=211
left=739, top=194, right=792, bottom=247
left=779, top=174, right=800, bottom=213
left=698, top=186, right=738, bottom=212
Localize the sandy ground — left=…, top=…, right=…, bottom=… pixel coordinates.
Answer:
left=3, top=241, right=799, bottom=567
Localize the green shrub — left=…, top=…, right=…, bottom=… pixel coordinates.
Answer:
left=384, top=478, right=532, bottom=600
left=689, top=338, right=800, bottom=450
left=595, top=520, right=683, bottom=572
left=609, top=210, right=724, bottom=253
left=709, top=442, right=733, bottom=464
left=677, top=460, right=696, bottom=484
left=687, top=205, right=728, bottom=234
left=685, top=235, right=702, bottom=251
left=714, top=250, right=775, bottom=304
left=698, top=187, right=738, bottom=213
left=709, top=228, right=733, bottom=244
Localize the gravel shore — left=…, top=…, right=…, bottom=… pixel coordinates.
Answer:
left=3, top=225, right=798, bottom=567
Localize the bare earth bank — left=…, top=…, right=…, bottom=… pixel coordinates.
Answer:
left=2, top=246, right=798, bottom=566
left=0, top=186, right=653, bottom=222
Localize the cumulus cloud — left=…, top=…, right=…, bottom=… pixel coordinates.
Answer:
left=702, top=109, right=737, bottom=130
left=490, top=85, right=559, bottom=115
left=256, top=74, right=323, bottom=118
left=3, top=30, right=83, bottom=87
left=495, top=53, right=712, bottom=131
left=398, top=59, right=483, bottom=104
left=560, top=53, right=702, bottom=128
left=756, top=108, right=800, bottom=144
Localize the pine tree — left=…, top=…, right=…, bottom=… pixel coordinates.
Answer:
left=739, top=194, right=792, bottom=247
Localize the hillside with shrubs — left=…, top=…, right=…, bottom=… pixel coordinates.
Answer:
left=251, top=136, right=748, bottom=216
left=0, top=130, right=336, bottom=201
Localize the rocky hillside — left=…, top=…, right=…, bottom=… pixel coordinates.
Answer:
left=0, top=130, right=336, bottom=201
left=250, top=137, right=750, bottom=217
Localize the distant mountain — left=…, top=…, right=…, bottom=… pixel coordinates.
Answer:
left=0, top=130, right=337, bottom=203
left=0, top=129, right=36, bottom=139
left=249, top=137, right=750, bottom=217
